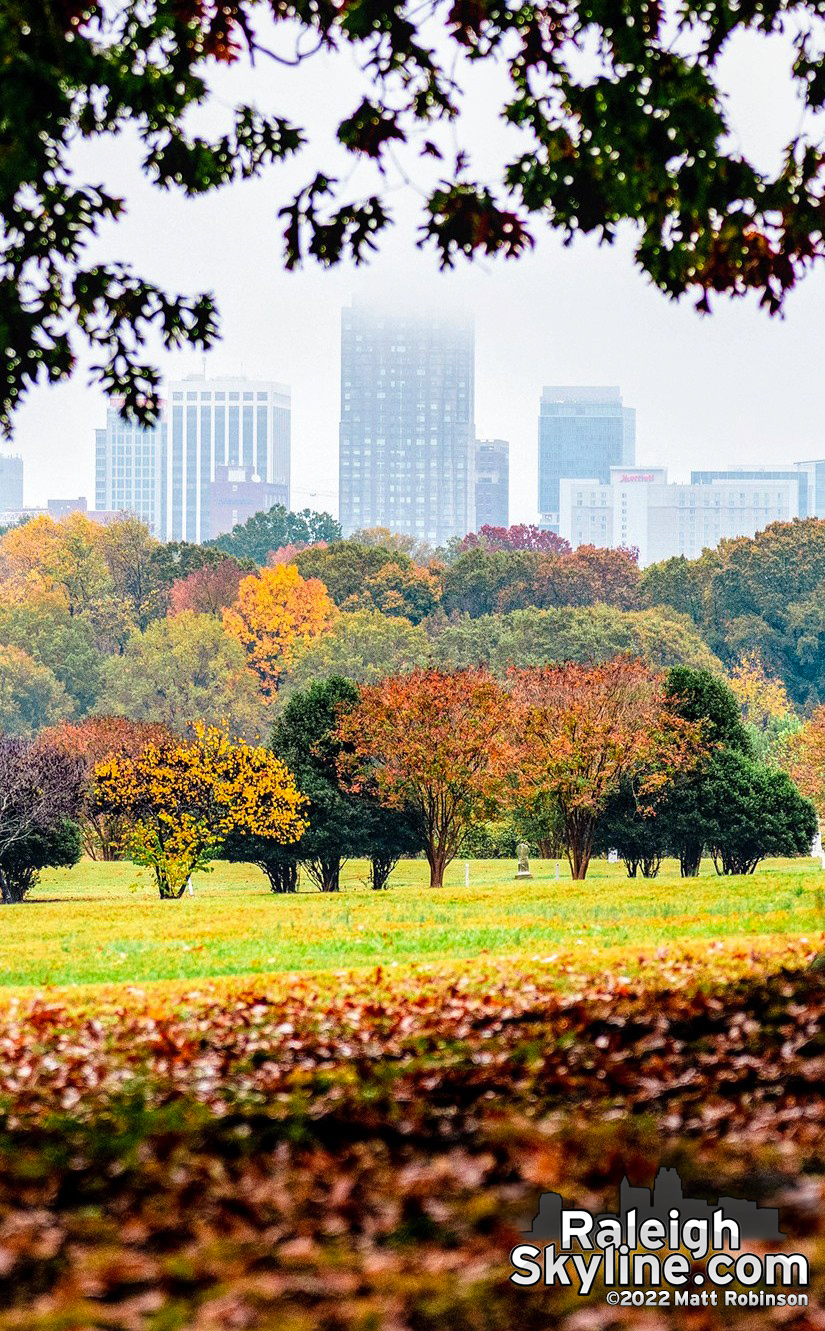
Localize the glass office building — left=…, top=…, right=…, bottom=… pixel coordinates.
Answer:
left=339, top=304, right=475, bottom=546
left=475, top=439, right=509, bottom=530
left=538, top=386, right=636, bottom=531
left=0, top=453, right=23, bottom=515
left=163, top=376, right=290, bottom=543
left=95, top=402, right=164, bottom=534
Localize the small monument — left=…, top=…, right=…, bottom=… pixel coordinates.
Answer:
left=515, top=841, right=532, bottom=880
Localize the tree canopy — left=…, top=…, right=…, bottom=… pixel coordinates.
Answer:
left=5, top=1, right=825, bottom=429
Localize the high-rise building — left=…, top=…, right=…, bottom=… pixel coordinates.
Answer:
left=559, top=466, right=800, bottom=566
left=163, top=376, right=290, bottom=543
left=475, top=439, right=509, bottom=530
left=95, top=401, right=165, bottom=534
left=691, top=467, right=809, bottom=516
left=538, top=386, right=635, bottom=531
left=0, top=453, right=24, bottom=514
left=794, top=459, right=825, bottom=517
left=339, top=304, right=475, bottom=546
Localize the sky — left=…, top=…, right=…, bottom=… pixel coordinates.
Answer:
left=5, top=15, right=825, bottom=522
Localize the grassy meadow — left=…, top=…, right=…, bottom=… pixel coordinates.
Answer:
left=1, top=853, right=823, bottom=994
left=0, top=858, right=823, bottom=1330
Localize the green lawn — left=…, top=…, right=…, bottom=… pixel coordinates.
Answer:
left=0, top=854, right=822, bottom=990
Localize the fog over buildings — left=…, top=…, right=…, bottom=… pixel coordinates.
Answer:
left=4, top=24, right=825, bottom=532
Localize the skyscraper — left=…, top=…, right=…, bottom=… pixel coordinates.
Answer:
left=0, top=453, right=23, bottom=515
left=538, top=386, right=636, bottom=531
left=475, top=439, right=509, bottom=530
left=339, top=304, right=475, bottom=546
left=163, top=376, right=290, bottom=543
left=95, top=401, right=164, bottom=534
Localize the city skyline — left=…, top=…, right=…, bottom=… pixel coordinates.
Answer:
left=7, top=344, right=825, bottom=565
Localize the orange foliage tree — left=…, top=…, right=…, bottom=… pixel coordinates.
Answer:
left=337, top=669, right=512, bottom=887
left=512, top=658, right=700, bottom=880
left=93, top=724, right=307, bottom=898
left=222, top=564, right=335, bottom=697
left=787, top=708, right=825, bottom=818
left=45, top=716, right=171, bottom=860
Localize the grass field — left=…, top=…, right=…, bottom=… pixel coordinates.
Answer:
left=0, top=857, right=822, bottom=1329
left=3, top=853, right=823, bottom=993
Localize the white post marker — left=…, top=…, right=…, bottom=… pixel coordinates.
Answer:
left=186, top=876, right=194, bottom=896
left=465, top=861, right=470, bottom=887
left=813, top=819, right=825, bottom=870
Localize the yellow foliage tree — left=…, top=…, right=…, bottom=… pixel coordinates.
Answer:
left=729, top=652, right=793, bottom=732
left=93, top=724, right=308, bottom=898
left=222, top=564, right=335, bottom=697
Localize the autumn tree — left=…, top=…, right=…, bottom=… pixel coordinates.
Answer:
left=644, top=520, right=825, bottom=706
left=210, top=507, right=341, bottom=566
left=223, top=564, right=335, bottom=697
left=498, top=545, right=642, bottom=613
left=45, top=716, right=171, bottom=860
left=0, top=645, right=72, bottom=737
left=295, top=542, right=415, bottom=607
left=0, top=586, right=103, bottom=715
left=514, top=658, right=700, bottom=881
left=168, top=559, right=247, bottom=617
left=337, top=669, right=512, bottom=888
left=268, top=678, right=422, bottom=893
left=455, top=525, right=571, bottom=555
left=787, top=709, right=825, bottom=819
left=95, top=612, right=269, bottom=739
left=342, top=560, right=442, bottom=624
left=93, top=725, right=307, bottom=898
left=0, top=738, right=85, bottom=904
left=430, top=605, right=722, bottom=676
left=280, top=609, right=429, bottom=699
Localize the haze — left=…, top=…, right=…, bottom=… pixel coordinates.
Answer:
left=6, top=19, right=825, bottom=519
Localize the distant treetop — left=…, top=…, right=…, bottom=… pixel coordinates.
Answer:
left=208, top=506, right=341, bottom=565
left=456, top=525, right=571, bottom=555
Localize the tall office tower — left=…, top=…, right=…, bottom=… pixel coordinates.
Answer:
left=538, top=386, right=636, bottom=531
left=339, top=304, right=475, bottom=546
left=95, top=401, right=164, bottom=533
left=163, top=376, right=290, bottom=543
left=475, top=439, right=509, bottom=530
left=0, top=453, right=23, bottom=513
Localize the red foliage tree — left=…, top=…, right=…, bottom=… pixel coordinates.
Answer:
left=44, top=716, right=172, bottom=860
left=459, top=525, right=571, bottom=554
left=498, top=544, right=642, bottom=612
left=337, top=669, right=512, bottom=887
left=168, top=560, right=246, bottom=617
left=512, top=658, right=700, bottom=880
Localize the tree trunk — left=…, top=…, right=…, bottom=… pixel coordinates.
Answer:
left=641, top=855, right=661, bottom=879
left=426, top=845, right=448, bottom=887
left=262, top=861, right=298, bottom=893
left=370, top=855, right=398, bottom=891
left=679, top=842, right=703, bottom=877
left=623, top=858, right=639, bottom=878
left=305, top=857, right=342, bottom=892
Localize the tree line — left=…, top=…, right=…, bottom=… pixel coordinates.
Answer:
left=5, top=507, right=825, bottom=744
left=1, top=661, right=821, bottom=904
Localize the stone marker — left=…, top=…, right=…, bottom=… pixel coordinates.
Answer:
left=515, top=841, right=532, bottom=880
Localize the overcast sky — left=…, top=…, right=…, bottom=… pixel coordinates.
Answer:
left=5, top=18, right=824, bottom=520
